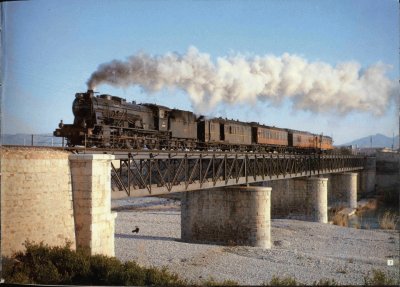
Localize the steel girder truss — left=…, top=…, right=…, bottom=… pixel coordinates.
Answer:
left=110, top=152, right=365, bottom=197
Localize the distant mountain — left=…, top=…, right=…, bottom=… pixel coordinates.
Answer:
left=1, top=133, right=63, bottom=147
left=342, top=133, right=399, bottom=149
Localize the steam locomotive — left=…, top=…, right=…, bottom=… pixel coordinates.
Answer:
left=54, top=90, right=333, bottom=152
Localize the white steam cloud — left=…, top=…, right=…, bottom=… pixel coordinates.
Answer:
left=87, top=46, right=397, bottom=115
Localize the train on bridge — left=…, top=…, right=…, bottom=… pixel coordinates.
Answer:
left=54, top=90, right=333, bottom=153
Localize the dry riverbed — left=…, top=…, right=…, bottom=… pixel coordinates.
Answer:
left=113, top=197, right=399, bottom=285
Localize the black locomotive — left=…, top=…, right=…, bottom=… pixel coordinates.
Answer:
left=54, top=90, right=333, bottom=152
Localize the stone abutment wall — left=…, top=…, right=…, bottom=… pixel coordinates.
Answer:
left=1, top=147, right=116, bottom=257
left=1, top=147, right=76, bottom=256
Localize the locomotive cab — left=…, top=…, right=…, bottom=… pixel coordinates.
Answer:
left=141, top=104, right=170, bottom=132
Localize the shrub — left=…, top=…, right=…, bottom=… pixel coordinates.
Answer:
left=364, top=269, right=398, bottom=286
left=312, top=278, right=338, bottom=286
left=88, top=254, right=125, bottom=285
left=266, top=275, right=300, bottom=286
left=378, top=211, right=399, bottom=230
left=145, top=266, right=185, bottom=286
left=332, top=212, right=348, bottom=227
left=201, top=276, right=239, bottom=286
left=2, top=241, right=185, bottom=286
left=120, top=261, right=147, bottom=285
left=3, top=241, right=88, bottom=285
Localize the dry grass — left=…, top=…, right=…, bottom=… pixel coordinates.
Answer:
left=329, top=206, right=349, bottom=227
left=356, top=199, right=378, bottom=216
left=378, top=211, right=399, bottom=230
left=332, top=212, right=348, bottom=227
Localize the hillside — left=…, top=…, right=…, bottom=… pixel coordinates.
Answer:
left=342, top=133, right=399, bottom=148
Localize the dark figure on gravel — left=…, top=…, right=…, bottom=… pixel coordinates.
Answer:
left=132, top=226, right=139, bottom=233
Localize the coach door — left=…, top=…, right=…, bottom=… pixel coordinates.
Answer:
left=220, top=123, right=225, bottom=141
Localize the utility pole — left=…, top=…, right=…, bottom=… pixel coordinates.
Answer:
left=392, top=132, right=394, bottom=151
left=0, top=2, right=4, bottom=282
left=0, top=2, right=3, bottom=148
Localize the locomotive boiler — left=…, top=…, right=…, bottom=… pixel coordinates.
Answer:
left=54, top=90, right=333, bottom=152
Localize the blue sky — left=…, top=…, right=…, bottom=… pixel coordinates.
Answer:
left=2, top=0, right=399, bottom=144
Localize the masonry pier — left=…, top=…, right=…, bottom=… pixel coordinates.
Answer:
left=328, top=172, right=358, bottom=209
left=264, top=177, right=328, bottom=223
left=181, top=186, right=272, bottom=248
left=307, top=177, right=328, bottom=223
left=358, top=157, right=376, bottom=197
left=69, top=154, right=117, bottom=256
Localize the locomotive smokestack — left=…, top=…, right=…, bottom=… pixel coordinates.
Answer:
left=87, top=89, right=94, bottom=97
left=86, top=46, right=397, bottom=116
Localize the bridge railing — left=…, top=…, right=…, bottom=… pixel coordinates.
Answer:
left=109, top=151, right=365, bottom=197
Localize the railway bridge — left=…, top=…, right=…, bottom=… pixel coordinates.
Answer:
left=2, top=146, right=372, bottom=258
left=103, top=150, right=365, bottom=197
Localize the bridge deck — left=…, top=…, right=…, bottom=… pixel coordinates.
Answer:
left=2, top=146, right=365, bottom=198
left=89, top=150, right=365, bottom=198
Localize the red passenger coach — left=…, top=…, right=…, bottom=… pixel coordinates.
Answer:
left=288, top=130, right=318, bottom=149
left=251, top=124, right=288, bottom=147
left=288, top=129, right=333, bottom=151
left=320, top=135, right=333, bottom=150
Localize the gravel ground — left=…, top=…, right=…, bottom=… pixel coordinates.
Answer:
left=113, top=197, right=400, bottom=285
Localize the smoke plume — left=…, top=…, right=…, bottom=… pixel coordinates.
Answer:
left=87, top=46, right=397, bottom=115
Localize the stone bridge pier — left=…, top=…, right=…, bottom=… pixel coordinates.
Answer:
left=263, top=177, right=328, bottom=223
left=328, top=172, right=358, bottom=209
left=181, top=186, right=272, bottom=248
